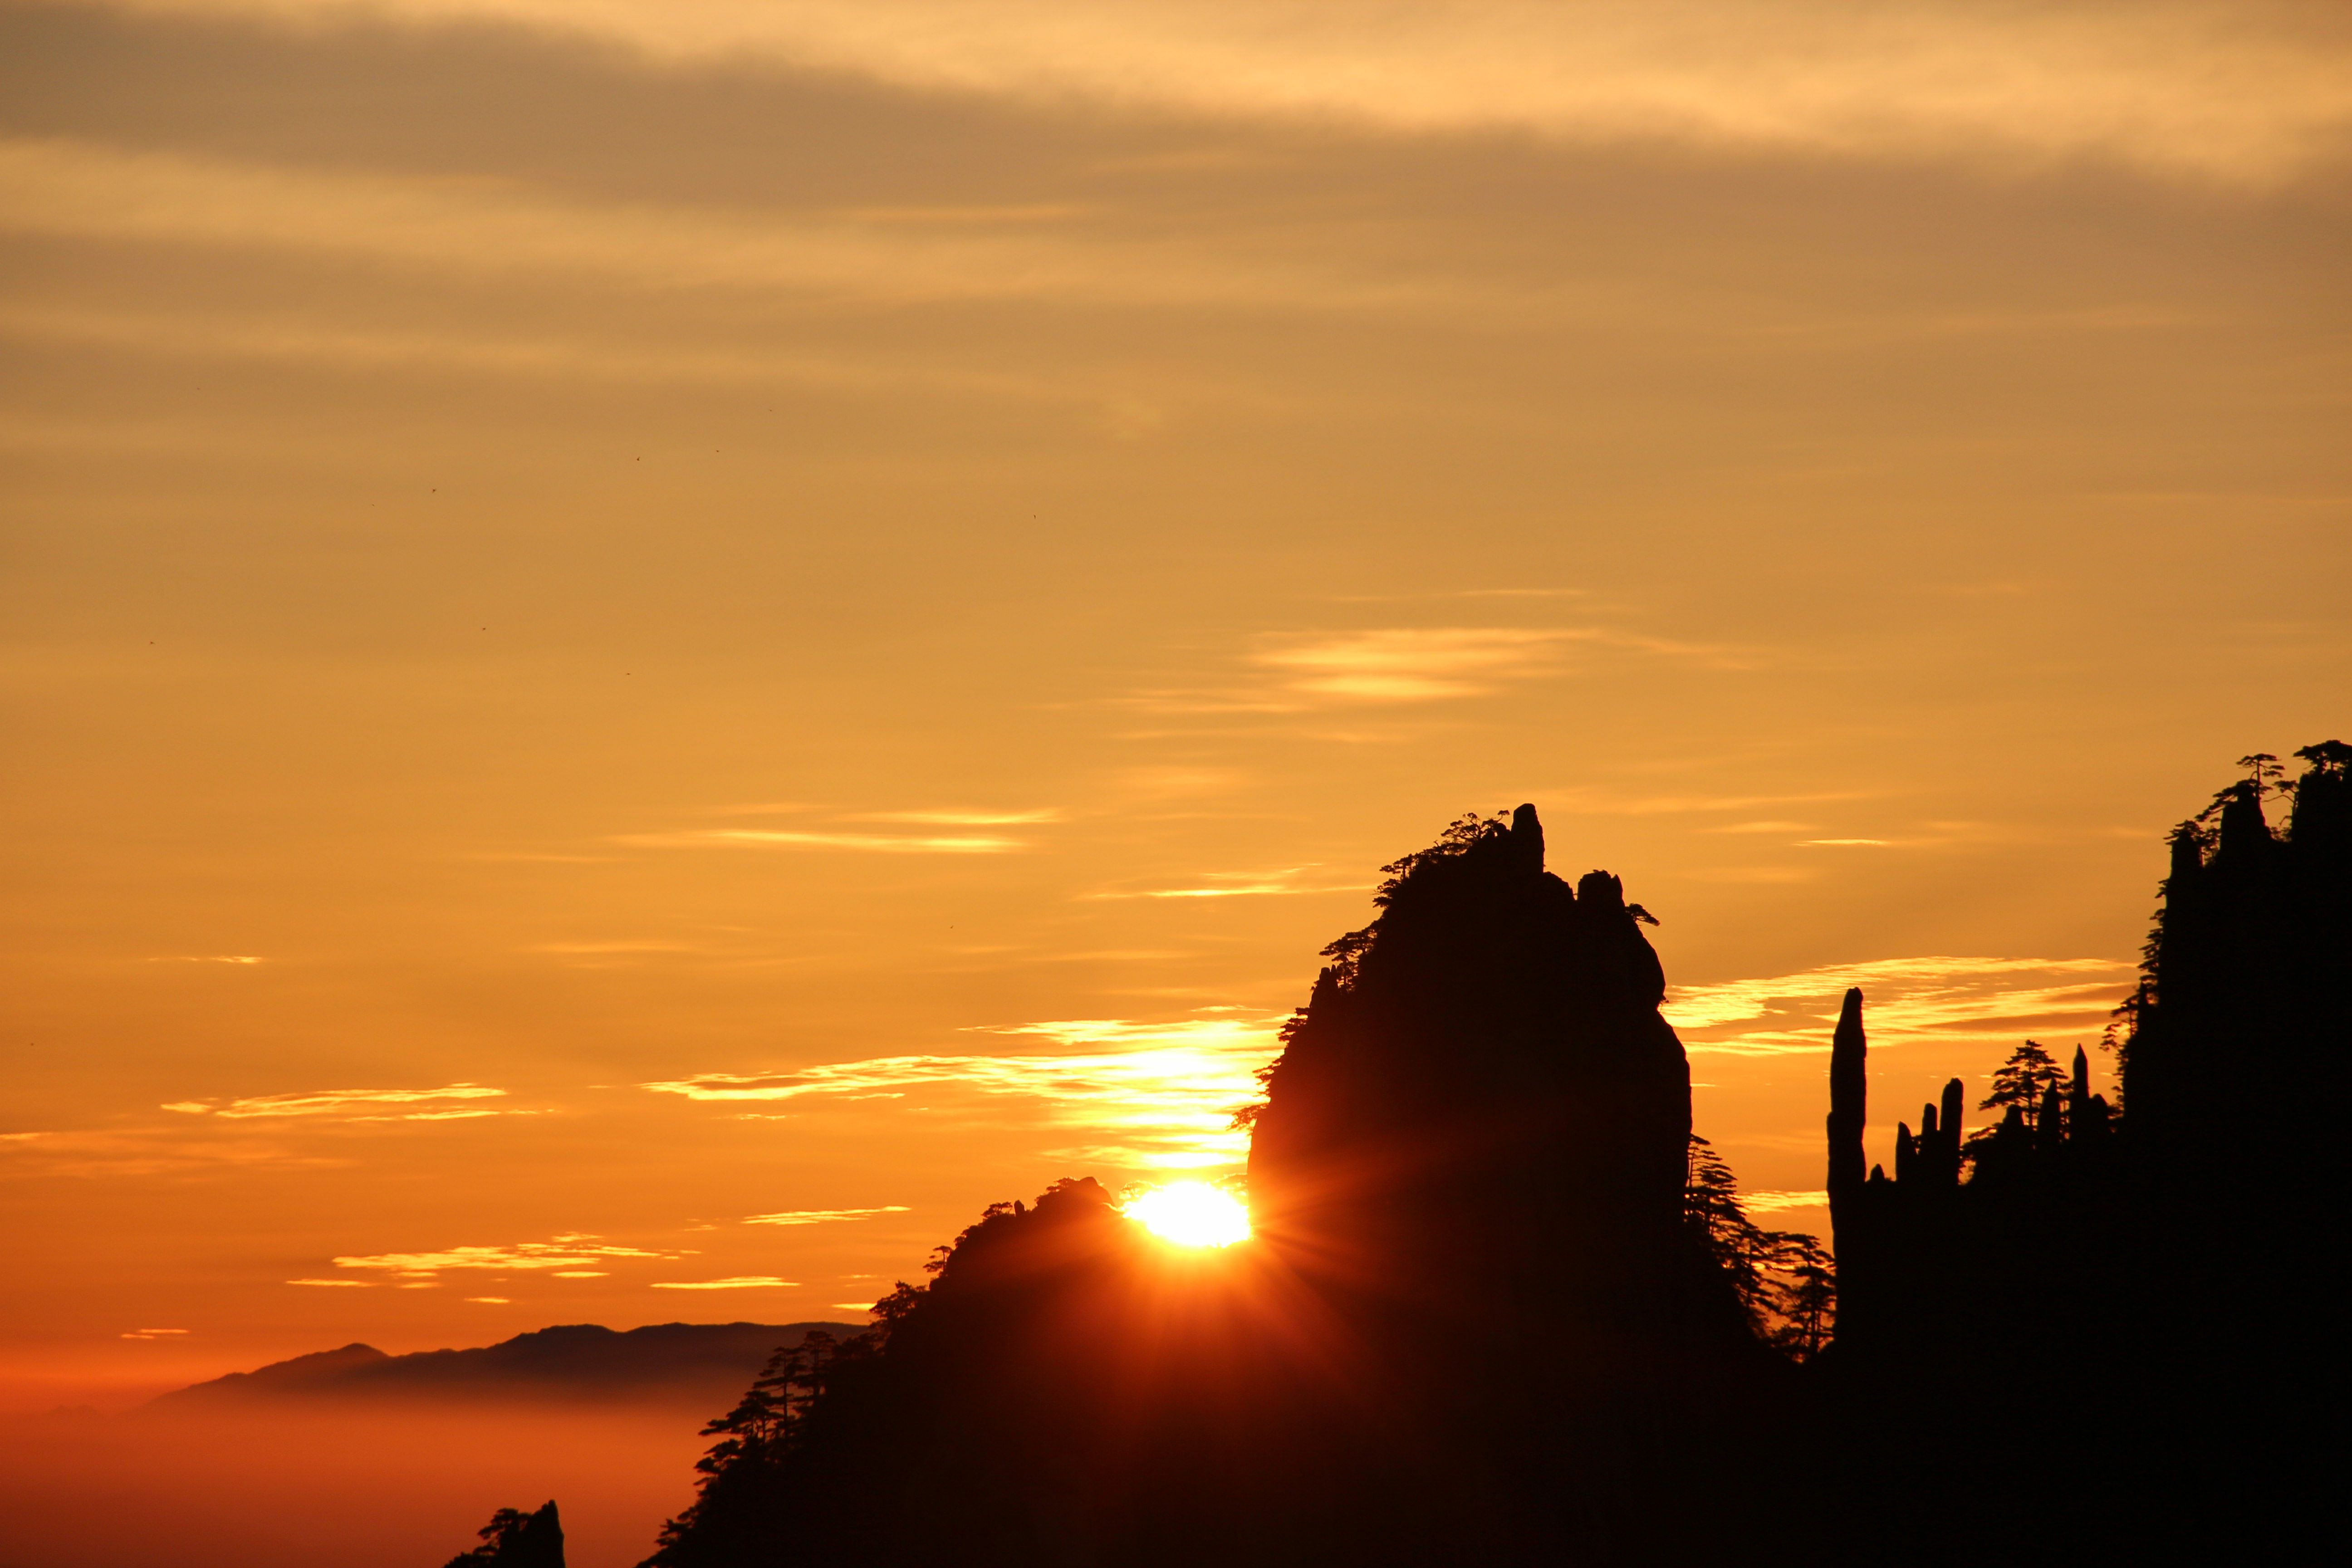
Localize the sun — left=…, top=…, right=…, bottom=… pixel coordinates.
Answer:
left=1126, top=1182, right=1251, bottom=1248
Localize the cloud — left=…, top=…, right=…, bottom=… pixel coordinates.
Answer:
left=1553, top=790, right=1873, bottom=818
left=0, top=1126, right=347, bottom=1177
left=1253, top=627, right=1573, bottom=704
left=643, top=1015, right=1280, bottom=1171
left=120, top=1328, right=188, bottom=1340
left=0, top=302, right=1093, bottom=408
left=162, top=1083, right=509, bottom=1120
left=287, top=1278, right=375, bottom=1287
left=831, top=1302, right=879, bottom=1313
left=0, top=137, right=1386, bottom=312
left=1666, top=956, right=2134, bottom=1056
left=1084, top=867, right=1365, bottom=900
left=466, top=1297, right=511, bottom=1304
left=613, top=828, right=1025, bottom=853
left=850, top=809, right=1064, bottom=825
left=1740, top=1190, right=1828, bottom=1215
left=1131, top=626, right=1747, bottom=713
left=526, top=940, right=701, bottom=955
left=147, top=955, right=263, bottom=964
left=742, top=1206, right=912, bottom=1226
left=88, top=0, right=2352, bottom=182
left=652, top=1276, right=801, bottom=1290
left=328, top=1234, right=689, bottom=1278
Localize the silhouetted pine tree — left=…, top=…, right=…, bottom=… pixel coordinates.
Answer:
left=1685, top=1134, right=1775, bottom=1319
left=1978, top=1041, right=2068, bottom=1134
left=1684, top=1133, right=1836, bottom=1358
left=1764, top=1234, right=1836, bottom=1363
left=642, top=1331, right=857, bottom=1568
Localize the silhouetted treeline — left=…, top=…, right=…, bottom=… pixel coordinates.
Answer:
left=614, top=748, right=2339, bottom=1566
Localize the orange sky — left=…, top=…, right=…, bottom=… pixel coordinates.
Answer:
left=3, top=0, right=2347, bottom=1409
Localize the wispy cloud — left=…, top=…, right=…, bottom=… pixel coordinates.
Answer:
left=0, top=137, right=1389, bottom=312
left=742, top=1206, right=912, bottom=1226
left=525, top=940, right=701, bottom=956
left=1553, top=789, right=1872, bottom=818
left=0, top=302, right=1103, bottom=413
left=328, top=1234, right=689, bottom=1279
left=147, top=955, right=263, bottom=965
left=161, top=1083, right=510, bottom=1121
left=1666, top=956, right=2133, bottom=1056
left=850, top=809, right=1063, bottom=825
left=643, top=1015, right=1280, bottom=1171
left=0, top=1126, right=347, bottom=1178
left=1253, top=628, right=1578, bottom=703
left=113, top=1, right=2352, bottom=183
left=120, top=1328, right=188, bottom=1340
left=1127, top=625, right=1740, bottom=714
left=287, top=1278, right=375, bottom=1287
left=1740, top=1189, right=1828, bottom=1214
left=1084, top=867, right=1364, bottom=900
left=613, top=828, right=1025, bottom=853
left=652, top=1276, right=800, bottom=1290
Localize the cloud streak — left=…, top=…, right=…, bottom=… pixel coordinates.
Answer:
left=0, top=137, right=1398, bottom=312
left=82, top=1, right=2352, bottom=181
left=652, top=1276, right=800, bottom=1290
left=328, top=1233, right=689, bottom=1278
left=1740, top=1189, right=1828, bottom=1214
left=1666, top=956, right=2134, bottom=1057
left=614, top=828, right=1025, bottom=853
left=644, top=1015, right=1280, bottom=1171
left=742, top=1206, right=912, bottom=1226
left=1085, top=866, right=1364, bottom=900
left=162, top=1083, right=510, bottom=1120
left=1131, top=625, right=1745, bottom=714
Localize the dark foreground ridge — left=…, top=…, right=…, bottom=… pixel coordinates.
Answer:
left=153, top=1322, right=859, bottom=1409
left=456, top=745, right=2342, bottom=1567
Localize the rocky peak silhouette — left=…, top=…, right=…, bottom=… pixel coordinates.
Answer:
left=1247, top=806, right=1736, bottom=1365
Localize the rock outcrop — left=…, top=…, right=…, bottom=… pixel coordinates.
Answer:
left=1249, top=805, right=1747, bottom=1369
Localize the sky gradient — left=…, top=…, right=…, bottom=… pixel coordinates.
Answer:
left=3, top=0, right=2347, bottom=1408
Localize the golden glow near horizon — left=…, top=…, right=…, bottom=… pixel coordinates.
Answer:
left=1126, top=1183, right=1252, bottom=1249
left=0, top=0, right=2345, bottom=1408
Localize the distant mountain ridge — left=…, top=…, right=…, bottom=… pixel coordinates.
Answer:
left=149, top=1322, right=860, bottom=1409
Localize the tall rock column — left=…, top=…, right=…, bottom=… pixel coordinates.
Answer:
left=1827, top=988, right=1868, bottom=1213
